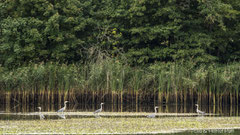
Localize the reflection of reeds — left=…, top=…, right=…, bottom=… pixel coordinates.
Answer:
left=0, top=61, right=240, bottom=105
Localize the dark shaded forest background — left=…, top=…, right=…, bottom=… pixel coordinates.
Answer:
left=0, top=0, right=240, bottom=103
left=1, top=0, right=240, bottom=67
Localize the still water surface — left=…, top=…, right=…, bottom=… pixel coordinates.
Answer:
left=0, top=103, right=239, bottom=134
left=0, top=103, right=239, bottom=120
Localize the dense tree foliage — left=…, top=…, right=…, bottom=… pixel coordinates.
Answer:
left=0, top=0, right=240, bottom=69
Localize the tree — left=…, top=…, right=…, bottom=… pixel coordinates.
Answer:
left=0, top=0, right=93, bottom=68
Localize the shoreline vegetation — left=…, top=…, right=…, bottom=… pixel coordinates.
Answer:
left=0, top=61, right=240, bottom=106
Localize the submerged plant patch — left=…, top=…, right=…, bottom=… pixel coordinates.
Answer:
left=0, top=115, right=240, bottom=134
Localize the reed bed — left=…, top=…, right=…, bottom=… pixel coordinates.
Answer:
left=0, top=60, right=240, bottom=105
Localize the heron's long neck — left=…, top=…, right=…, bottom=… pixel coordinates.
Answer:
left=100, top=104, right=103, bottom=110
left=196, top=106, right=199, bottom=111
left=154, top=107, right=157, bottom=114
left=64, top=103, right=67, bottom=109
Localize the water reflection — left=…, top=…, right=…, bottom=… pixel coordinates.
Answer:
left=0, top=103, right=239, bottom=121
left=0, top=103, right=239, bottom=116
left=1, top=91, right=239, bottom=117
left=57, top=113, right=66, bottom=119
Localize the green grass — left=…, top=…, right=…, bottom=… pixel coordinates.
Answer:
left=1, top=116, right=240, bottom=134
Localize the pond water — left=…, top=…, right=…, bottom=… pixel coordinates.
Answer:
left=0, top=103, right=239, bottom=120
left=0, top=103, right=239, bottom=135
left=0, top=93, right=240, bottom=135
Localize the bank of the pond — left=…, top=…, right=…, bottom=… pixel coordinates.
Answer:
left=0, top=116, right=240, bottom=134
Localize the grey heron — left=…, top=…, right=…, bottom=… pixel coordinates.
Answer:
left=94, top=103, right=104, bottom=115
left=57, top=101, right=69, bottom=112
left=147, top=106, right=159, bottom=118
left=38, top=107, right=45, bottom=120
left=195, top=104, right=205, bottom=115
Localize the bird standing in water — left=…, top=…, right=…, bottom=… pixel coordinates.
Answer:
left=195, top=104, right=205, bottom=115
left=94, top=103, right=104, bottom=116
left=57, top=101, right=69, bottom=113
left=38, top=107, right=45, bottom=120
left=147, top=106, right=159, bottom=118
